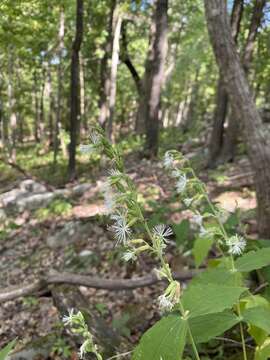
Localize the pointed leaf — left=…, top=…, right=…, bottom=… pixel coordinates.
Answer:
left=189, top=267, right=238, bottom=287
left=243, top=307, right=270, bottom=334
left=182, top=284, right=247, bottom=318
left=189, top=311, right=240, bottom=343
left=0, top=340, right=16, bottom=360
left=255, top=338, right=270, bottom=360
left=132, top=314, right=187, bottom=360
left=193, top=237, right=214, bottom=267
left=235, top=248, right=270, bottom=272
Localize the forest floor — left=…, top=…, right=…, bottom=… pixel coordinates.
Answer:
left=0, top=137, right=258, bottom=359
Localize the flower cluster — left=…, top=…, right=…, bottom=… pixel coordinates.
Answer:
left=162, top=150, right=247, bottom=259
left=62, top=309, right=102, bottom=360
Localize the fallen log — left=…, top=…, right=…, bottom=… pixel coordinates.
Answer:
left=0, top=269, right=198, bottom=303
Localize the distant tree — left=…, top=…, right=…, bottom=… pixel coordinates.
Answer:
left=68, top=0, right=84, bottom=180
left=204, top=0, right=270, bottom=237
left=140, top=0, right=168, bottom=157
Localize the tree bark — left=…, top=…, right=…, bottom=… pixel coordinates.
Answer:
left=7, top=49, right=17, bottom=162
left=106, top=7, right=122, bottom=140
left=220, top=0, right=267, bottom=162
left=204, top=0, right=270, bottom=237
left=53, top=7, right=65, bottom=165
left=98, top=0, right=116, bottom=128
left=207, top=0, right=244, bottom=167
left=68, top=0, right=84, bottom=180
left=142, top=0, right=168, bottom=157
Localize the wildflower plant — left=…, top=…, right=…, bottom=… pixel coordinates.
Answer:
left=77, top=130, right=270, bottom=360
left=62, top=309, right=102, bottom=360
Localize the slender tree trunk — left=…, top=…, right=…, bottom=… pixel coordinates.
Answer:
left=79, top=52, right=87, bottom=135
left=204, top=0, right=270, bottom=238
left=207, top=0, right=244, bottom=167
left=39, top=65, right=46, bottom=142
left=7, top=49, right=17, bottom=162
left=142, top=0, right=168, bottom=157
left=68, top=0, right=84, bottom=180
left=220, top=0, right=266, bottom=162
left=106, top=8, right=122, bottom=140
left=47, top=64, right=54, bottom=147
left=181, top=68, right=200, bottom=133
left=33, top=70, right=40, bottom=142
left=54, top=7, right=65, bottom=165
left=98, top=0, right=116, bottom=128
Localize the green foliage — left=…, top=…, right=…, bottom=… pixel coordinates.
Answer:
left=189, top=311, right=240, bottom=344
left=173, top=219, right=191, bottom=248
left=193, top=236, right=213, bottom=267
left=235, top=248, right=270, bottom=272
left=181, top=284, right=246, bottom=319
left=132, top=314, right=188, bottom=360
left=0, top=340, right=16, bottom=360
left=35, top=198, right=72, bottom=220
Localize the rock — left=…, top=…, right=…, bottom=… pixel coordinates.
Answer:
left=0, top=189, right=27, bottom=208
left=0, top=208, right=7, bottom=221
left=19, top=179, right=47, bottom=193
left=16, top=192, right=55, bottom=212
left=46, top=221, right=93, bottom=248
left=72, top=183, right=91, bottom=196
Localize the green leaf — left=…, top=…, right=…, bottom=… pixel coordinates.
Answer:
left=182, top=284, right=247, bottom=318
left=242, top=307, right=270, bottom=334
left=189, top=267, right=240, bottom=287
left=173, top=220, right=190, bottom=247
left=0, top=340, right=16, bottom=360
left=189, top=311, right=240, bottom=343
left=255, top=338, right=270, bottom=360
left=132, top=314, right=187, bottom=360
left=235, top=248, right=270, bottom=272
left=193, top=236, right=214, bottom=267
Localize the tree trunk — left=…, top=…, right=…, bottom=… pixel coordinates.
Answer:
left=220, top=0, right=266, bottom=162
left=79, top=52, right=87, bottom=135
left=47, top=64, right=54, bottom=147
left=207, top=0, right=244, bottom=167
left=7, top=49, right=17, bottom=162
left=39, top=65, right=46, bottom=142
left=142, top=0, right=168, bottom=157
left=106, top=8, right=122, bottom=141
left=204, top=0, right=270, bottom=238
left=98, top=0, right=116, bottom=128
left=53, top=7, right=65, bottom=165
left=68, top=0, right=84, bottom=180
left=33, top=70, right=40, bottom=142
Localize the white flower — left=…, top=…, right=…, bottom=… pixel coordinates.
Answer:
left=199, top=226, right=209, bottom=237
left=227, top=235, right=246, bottom=255
left=153, top=224, right=173, bottom=242
left=89, top=131, right=101, bottom=145
left=163, top=152, right=174, bottom=169
left=171, top=169, right=182, bottom=178
left=79, top=144, right=94, bottom=154
left=183, top=198, right=193, bottom=207
left=62, top=308, right=75, bottom=326
left=122, top=250, right=136, bottom=262
left=158, top=294, right=173, bottom=312
left=192, top=213, right=203, bottom=227
left=176, top=174, right=187, bottom=193
left=110, top=213, right=131, bottom=244
left=108, top=168, right=121, bottom=177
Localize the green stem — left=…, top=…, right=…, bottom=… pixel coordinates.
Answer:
left=187, top=325, right=201, bottom=360
left=142, top=216, right=201, bottom=359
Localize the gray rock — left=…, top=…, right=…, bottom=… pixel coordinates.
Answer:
left=19, top=179, right=47, bottom=193
left=47, top=220, right=92, bottom=248
left=16, top=192, right=55, bottom=212
left=72, top=183, right=91, bottom=196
